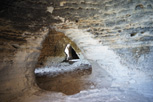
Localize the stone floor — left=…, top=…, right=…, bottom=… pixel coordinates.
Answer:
left=12, top=60, right=153, bottom=102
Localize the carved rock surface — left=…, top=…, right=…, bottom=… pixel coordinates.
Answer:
left=0, top=0, right=153, bottom=101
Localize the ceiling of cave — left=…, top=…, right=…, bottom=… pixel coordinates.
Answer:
left=0, top=0, right=153, bottom=63
left=0, top=0, right=153, bottom=49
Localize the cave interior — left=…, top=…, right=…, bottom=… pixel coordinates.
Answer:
left=0, top=0, right=153, bottom=102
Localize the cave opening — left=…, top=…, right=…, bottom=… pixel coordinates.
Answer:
left=64, top=44, right=80, bottom=62
left=34, top=30, right=92, bottom=95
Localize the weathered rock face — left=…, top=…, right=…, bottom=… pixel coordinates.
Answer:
left=0, top=27, right=49, bottom=101
left=0, top=1, right=52, bottom=101
left=0, top=0, right=153, bottom=101
left=51, top=0, right=153, bottom=71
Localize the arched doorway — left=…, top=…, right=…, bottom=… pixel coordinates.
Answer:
left=34, top=29, right=92, bottom=95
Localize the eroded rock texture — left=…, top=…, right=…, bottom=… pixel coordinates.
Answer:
left=0, top=0, right=153, bottom=101
left=51, top=0, right=153, bottom=71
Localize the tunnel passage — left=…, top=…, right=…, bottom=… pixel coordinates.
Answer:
left=35, top=29, right=81, bottom=68
left=34, top=29, right=92, bottom=95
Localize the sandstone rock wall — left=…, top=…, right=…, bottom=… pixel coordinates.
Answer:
left=51, top=0, right=153, bottom=73
left=0, top=27, right=49, bottom=101
left=0, top=0, right=153, bottom=101
left=0, top=1, right=53, bottom=101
